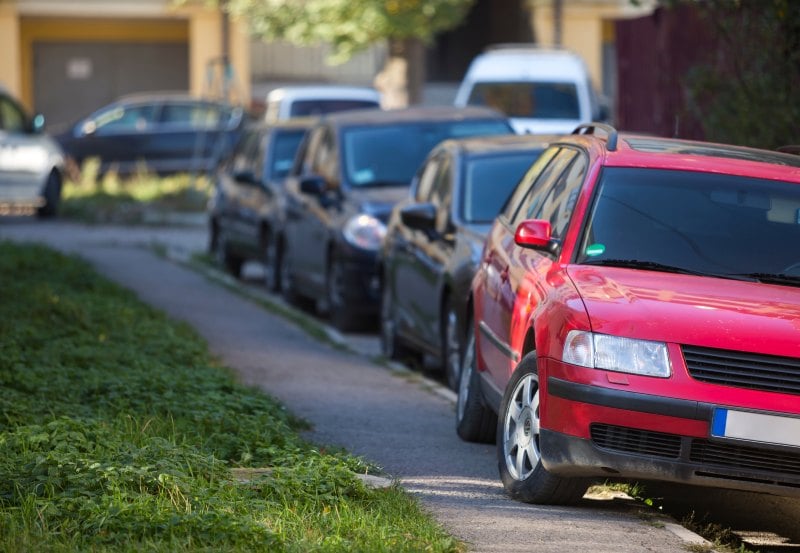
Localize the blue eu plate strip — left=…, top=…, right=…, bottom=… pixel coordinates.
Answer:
left=711, top=409, right=728, bottom=437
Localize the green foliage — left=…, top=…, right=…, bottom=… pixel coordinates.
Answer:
left=681, top=0, right=800, bottom=149
left=61, top=158, right=211, bottom=223
left=221, top=0, right=475, bottom=63
left=0, top=242, right=461, bottom=552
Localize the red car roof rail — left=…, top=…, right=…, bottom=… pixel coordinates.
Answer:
left=573, top=123, right=619, bottom=152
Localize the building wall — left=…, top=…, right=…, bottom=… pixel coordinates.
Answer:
left=533, top=0, right=655, bottom=93
left=1, top=0, right=250, bottom=117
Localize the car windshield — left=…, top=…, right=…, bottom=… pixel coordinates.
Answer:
left=577, top=168, right=800, bottom=281
left=289, top=99, right=379, bottom=117
left=269, top=129, right=306, bottom=180
left=461, top=152, right=542, bottom=223
left=467, top=82, right=580, bottom=119
left=343, top=120, right=512, bottom=188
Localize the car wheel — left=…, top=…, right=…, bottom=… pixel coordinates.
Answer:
left=456, top=322, right=497, bottom=443
left=214, top=230, right=243, bottom=278
left=497, top=351, right=588, bottom=504
left=326, top=254, right=360, bottom=331
left=380, top=281, right=414, bottom=361
left=36, top=172, right=61, bottom=218
left=442, top=299, right=462, bottom=391
left=263, top=235, right=281, bottom=292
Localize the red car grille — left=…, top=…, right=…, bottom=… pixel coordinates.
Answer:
left=590, top=424, right=681, bottom=459
left=682, top=345, right=800, bottom=395
left=690, top=439, right=800, bottom=479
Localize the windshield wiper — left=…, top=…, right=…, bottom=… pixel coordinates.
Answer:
left=582, top=258, right=764, bottom=282
left=727, top=272, right=800, bottom=287
left=582, top=258, right=710, bottom=276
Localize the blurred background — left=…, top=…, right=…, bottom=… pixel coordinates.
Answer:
left=2, top=0, right=797, bottom=149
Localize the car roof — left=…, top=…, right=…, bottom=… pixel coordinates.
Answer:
left=266, top=85, right=381, bottom=101
left=322, top=105, right=509, bottom=127
left=564, top=126, right=800, bottom=183
left=440, top=134, right=560, bottom=156
left=114, top=92, right=238, bottom=107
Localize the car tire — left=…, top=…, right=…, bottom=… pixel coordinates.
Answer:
left=214, top=230, right=243, bottom=278
left=36, top=172, right=61, bottom=218
left=279, top=237, right=301, bottom=305
left=497, top=351, right=589, bottom=505
left=442, top=298, right=462, bottom=391
left=456, top=322, right=497, bottom=443
left=263, top=235, right=281, bottom=292
left=326, top=254, right=360, bottom=331
left=380, top=281, right=415, bottom=361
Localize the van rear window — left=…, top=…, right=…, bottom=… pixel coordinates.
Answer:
left=467, top=82, right=579, bottom=119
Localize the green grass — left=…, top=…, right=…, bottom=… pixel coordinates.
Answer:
left=0, top=241, right=463, bottom=552
left=61, top=158, right=211, bottom=224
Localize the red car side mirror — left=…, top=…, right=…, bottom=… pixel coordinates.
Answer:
left=514, top=219, right=556, bottom=252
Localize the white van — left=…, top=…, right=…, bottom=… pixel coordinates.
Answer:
left=454, top=45, right=602, bottom=135
left=264, top=85, right=382, bottom=122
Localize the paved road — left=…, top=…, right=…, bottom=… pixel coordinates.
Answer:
left=6, top=217, right=794, bottom=552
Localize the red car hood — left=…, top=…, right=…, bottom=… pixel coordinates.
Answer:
left=567, top=265, right=800, bottom=358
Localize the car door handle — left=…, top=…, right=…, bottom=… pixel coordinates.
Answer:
left=500, top=265, right=509, bottom=282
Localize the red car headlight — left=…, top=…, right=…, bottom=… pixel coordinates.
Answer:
left=562, top=330, right=672, bottom=378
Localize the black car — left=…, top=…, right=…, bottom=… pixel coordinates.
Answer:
left=380, top=135, right=553, bottom=389
left=55, top=93, right=247, bottom=177
left=279, top=106, right=514, bottom=331
left=208, top=118, right=313, bottom=289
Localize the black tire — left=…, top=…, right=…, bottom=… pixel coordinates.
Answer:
left=263, top=234, right=281, bottom=292
left=214, top=230, right=243, bottom=278
left=380, top=280, right=415, bottom=361
left=279, top=237, right=302, bottom=305
left=36, top=172, right=61, bottom=218
left=441, top=298, right=463, bottom=391
left=497, top=351, right=589, bottom=505
left=456, top=322, right=497, bottom=443
left=326, top=254, right=361, bottom=331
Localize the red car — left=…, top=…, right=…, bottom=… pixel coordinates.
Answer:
left=458, top=123, right=800, bottom=504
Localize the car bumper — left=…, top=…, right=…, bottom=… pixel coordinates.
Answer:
left=0, top=180, right=46, bottom=215
left=539, top=374, right=800, bottom=497
left=336, top=247, right=382, bottom=314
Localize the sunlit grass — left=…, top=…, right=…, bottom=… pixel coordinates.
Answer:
left=0, top=242, right=463, bottom=552
left=61, top=157, right=212, bottom=223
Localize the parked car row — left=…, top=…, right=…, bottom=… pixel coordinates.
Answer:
left=207, top=103, right=800, bottom=509
left=209, top=105, right=516, bottom=331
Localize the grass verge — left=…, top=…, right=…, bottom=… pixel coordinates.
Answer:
left=60, top=159, right=210, bottom=224
left=0, top=241, right=462, bottom=552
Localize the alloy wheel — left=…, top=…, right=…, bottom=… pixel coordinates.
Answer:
left=502, top=374, right=541, bottom=481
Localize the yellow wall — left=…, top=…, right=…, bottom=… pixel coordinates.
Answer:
left=3, top=2, right=251, bottom=110
left=533, top=1, right=653, bottom=91
left=0, top=3, right=21, bottom=97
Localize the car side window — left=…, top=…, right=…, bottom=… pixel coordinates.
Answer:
left=161, top=103, right=221, bottom=129
left=0, top=95, right=26, bottom=133
left=91, top=104, right=157, bottom=134
left=508, top=148, right=578, bottom=228
left=501, top=146, right=560, bottom=220
left=531, top=153, right=588, bottom=240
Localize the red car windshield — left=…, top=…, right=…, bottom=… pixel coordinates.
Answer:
left=577, top=168, right=800, bottom=282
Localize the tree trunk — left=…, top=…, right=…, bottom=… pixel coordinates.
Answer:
left=374, top=37, right=426, bottom=108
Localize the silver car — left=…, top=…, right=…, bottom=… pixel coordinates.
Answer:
left=0, top=88, right=64, bottom=217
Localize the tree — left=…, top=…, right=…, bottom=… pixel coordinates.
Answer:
left=681, top=0, right=800, bottom=149
left=222, top=0, right=476, bottom=107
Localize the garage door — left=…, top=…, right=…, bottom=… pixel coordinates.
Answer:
left=33, top=42, right=189, bottom=129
